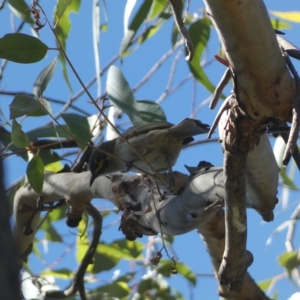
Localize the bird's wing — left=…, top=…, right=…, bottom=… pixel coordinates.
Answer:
left=122, top=121, right=174, bottom=139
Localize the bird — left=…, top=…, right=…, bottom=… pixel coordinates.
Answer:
left=89, top=118, right=209, bottom=186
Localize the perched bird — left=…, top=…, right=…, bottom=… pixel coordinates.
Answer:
left=89, top=118, right=209, bottom=186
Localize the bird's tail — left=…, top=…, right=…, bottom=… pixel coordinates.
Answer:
left=169, top=118, right=210, bottom=139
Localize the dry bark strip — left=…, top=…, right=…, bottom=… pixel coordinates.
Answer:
left=203, top=0, right=296, bottom=290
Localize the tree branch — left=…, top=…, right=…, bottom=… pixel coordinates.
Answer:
left=198, top=211, right=271, bottom=300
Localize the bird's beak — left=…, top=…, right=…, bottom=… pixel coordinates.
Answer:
left=90, top=173, right=97, bottom=187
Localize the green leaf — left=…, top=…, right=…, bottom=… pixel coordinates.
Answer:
left=0, top=33, right=48, bottom=63
left=41, top=268, right=73, bottom=280
left=278, top=251, right=300, bottom=276
left=40, top=218, right=62, bottom=242
left=280, top=169, right=299, bottom=190
left=271, top=18, right=292, bottom=30
left=138, top=6, right=172, bottom=44
left=85, top=239, right=144, bottom=274
left=61, top=113, right=92, bottom=149
left=26, top=155, right=44, bottom=194
left=58, top=54, right=73, bottom=92
left=94, top=281, right=130, bottom=298
left=120, top=0, right=153, bottom=55
left=92, top=249, right=121, bottom=273
left=99, top=239, right=144, bottom=259
left=39, top=149, right=62, bottom=166
left=107, top=65, right=143, bottom=125
left=55, top=0, right=72, bottom=20
left=9, top=94, right=40, bottom=119
left=137, top=100, right=166, bottom=122
left=44, top=161, right=64, bottom=172
left=138, top=278, right=160, bottom=294
left=54, top=0, right=81, bottom=91
left=47, top=204, right=67, bottom=222
left=33, top=57, right=58, bottom=98
left=11, top=119, right=30, bottom=148
left=187, top=18, right=215, bottom=93
left=76, top=233, right=120, bottom=273
left=0, top=126, right=27, bottom=160
left=258, top=278, right=273, bottom=292
left=157, top=261, right=196, bottom=286
left=148, top=0, right=168, bottom=20
left=27, top=98, right=52, bottom=117
left=8, top=0, right=33, bottom=24
left=270, top=11, right=300, bottom=23
left=27, top=124, right=71, bottom=140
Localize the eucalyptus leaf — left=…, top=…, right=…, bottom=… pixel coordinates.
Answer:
left=26, top=155, right=44, bottom=194
left=27, top=124, right=71, bottom=140
left=11, top=119, right=30, bottom=148
left=0, top=33, right=48, bottom=63
left=280, top=169, right=299, bottom=190
left=270, top=11, right=300, bottom=23
left=139, top=5, right=172, bottom=44
left=54, top=0, right=81, bottom=91
left=258, top=278, right=274, bottom=292
left=93, top=281, right=130, bottom=298
left=8, top=0, right=33, bottom=24
left=98, top=239, right=144, bottom=259
left=9, top=94, right=40, bottom=119
left=271, top=18, right=292, bottom=30
left=41, top=269, right=73, bottom=280
left=40, top=218, right=62, bottom=242
left=28, top=98, right=52, bottom=117
left=278, top=251, right=300, bottom=276
left=157, top=260, right=196, bottom=286
left=55, top=0, right=72, bottom=20
left=107, top=65, right=143, bottom=125
left=120, top=0, right=153, bottom=55
left=137, top=100, right=166, bottom=122
left=187, top=18, right=215, bottom=93
left=61, top=113, right=92, bottom=149
left=33, top=57, right=58, bottom=98
left=148, top=0, right=168, bottom=20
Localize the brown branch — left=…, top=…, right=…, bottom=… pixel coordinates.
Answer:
left=198, top=210, right=271, bottom=300
left=218, top=151, right=252, bottom=290
left=44, top=204, right=102, bottom=299
left=169, top=0, right=194, bottom=61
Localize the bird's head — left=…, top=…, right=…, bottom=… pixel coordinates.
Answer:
left=89, top=150, right=109, bottom=186
left=89, top=139, right=117, bottom=186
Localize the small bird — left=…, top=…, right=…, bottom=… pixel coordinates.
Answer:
left=89, top=118, right=209, bottom=186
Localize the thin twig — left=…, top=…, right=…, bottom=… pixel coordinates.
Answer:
left=285, top=204, right=300, bottom=285
left=132, top=40, right=184, bottom=93
left=157, top=73, right=193, bottom=104
left=44, top=204, right=102, bottom=299
left=141, top=45, right=184, bottom=104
